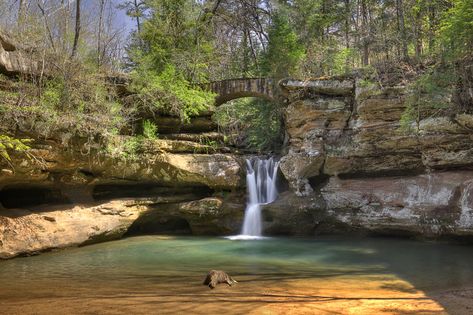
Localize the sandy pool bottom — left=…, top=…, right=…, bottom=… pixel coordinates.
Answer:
left=1, top=273, right=471, bottom=314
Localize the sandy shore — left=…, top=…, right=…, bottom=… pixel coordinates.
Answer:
left=2, top=274, right=471, bottom=314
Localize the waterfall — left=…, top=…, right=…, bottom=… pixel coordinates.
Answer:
left=227, top=157, right=279, bottom=240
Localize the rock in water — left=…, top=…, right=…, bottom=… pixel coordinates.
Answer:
left=203, top=270, right=237, bottom=289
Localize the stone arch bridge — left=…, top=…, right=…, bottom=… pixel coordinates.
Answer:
left=201, top=77, right=354, bottom=105
left=201, top=78, right=275, bottom=106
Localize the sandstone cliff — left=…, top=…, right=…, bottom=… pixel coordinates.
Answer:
left=268, top=76, right=473, bottom=238
left=2, top=38, right=473, bottom=258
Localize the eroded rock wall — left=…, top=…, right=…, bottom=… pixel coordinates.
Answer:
left=271, top=77, right=473, bottom=238
left=0, top=130, right=245, bottom=259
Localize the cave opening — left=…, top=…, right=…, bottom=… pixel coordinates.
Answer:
left=92, top=183, right=213, bottom=201
left=125, top=215, right=192, bottom=236
left=0, top=185, right=70, bottom=209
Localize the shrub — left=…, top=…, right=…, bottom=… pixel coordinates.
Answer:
left=129, top=64, right=215, bottom=123
left=0, top=135, right=32, bottom=166
left=142, top=120, right=158, bottom=139
left=400, top=65, right=455, bottom=132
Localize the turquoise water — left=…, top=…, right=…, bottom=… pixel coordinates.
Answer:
left=0, top=236, right=472, bottom=293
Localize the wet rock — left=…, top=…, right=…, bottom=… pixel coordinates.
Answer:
left=262, top=191, right=323, bottom=235
left=126, top=195, right=244, bottom=236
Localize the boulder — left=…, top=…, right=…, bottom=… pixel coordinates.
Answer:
left=262, top=191, right=324, bottom=235
left=0, top=199, right=147, bottom=259
left=279, top=151, right=324, bottom=195
left=126, top=195, right=244, bottom=236
left=0, top=30, right=38, bottom=75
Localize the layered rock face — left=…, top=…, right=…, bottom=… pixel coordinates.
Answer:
left=0, top=140, right=245, bottom=258
left=271, top=77, right=473, bottom=238
left=0, top=132, right=244, bottom=258
left=0, top=30, right=246, bottom=258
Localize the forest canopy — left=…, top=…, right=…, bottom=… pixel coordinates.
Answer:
left=2, top=0, right=471, bottom=80
left=0, top=0, right=472, bottom=152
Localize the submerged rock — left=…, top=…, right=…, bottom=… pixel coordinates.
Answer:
left=203, top=270, right=237, bottom=289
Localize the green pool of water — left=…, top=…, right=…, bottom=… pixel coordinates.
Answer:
left=0, top=236, right=472, bottom=293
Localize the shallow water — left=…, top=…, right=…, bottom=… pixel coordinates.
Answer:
left=1, top=236, right=472, bottom=314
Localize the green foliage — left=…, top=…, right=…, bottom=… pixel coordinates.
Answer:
left=400, top=65, right=455, bottom=132
left=331, top=48, right=358, bottom=76
left=197, top=137, right=218, bottom=154
left=0, top=135, right=32, bottom=164
left=213, top=98, right=283, bottom=152
left=261, top=11, right=305, bottom=78
left=440, top=0, right=473, bottom=58
left=105, top=136, right=143, bottom=162
left=40, top=79, right=62, bottom=109
left=129, top=0, right=215, bottom=122
left=142, top=120, right=158, bottom=139
left=0, top=65, right=128, bottom=153
left=130, top=64, right=214, bottom=122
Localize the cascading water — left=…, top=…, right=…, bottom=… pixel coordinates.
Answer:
left=227, top=157, right=279, bottom=240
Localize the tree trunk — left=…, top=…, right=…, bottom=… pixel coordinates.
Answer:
left=412, top=1, right=423, bottom=60
left=345, top=0, right=350, bottom=70
left=18, top=0, right=26, bottom=25
left=36, top=0, right=56, bottom=52
left=134, top=0, right=141, bottom=34
left=380, top=2, right=389, bottom=62
left=361, top=0, right=369, bottom=66
left=396, top=0, right=409, bottom=61
left=428, top=3, right=436, bottom=53
left=97, top=0, right=105, bottom=66
left=71, top=0, right=81, bottom=58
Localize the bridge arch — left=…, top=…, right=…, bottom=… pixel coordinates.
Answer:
left=202, top=78, right=275, bottom=106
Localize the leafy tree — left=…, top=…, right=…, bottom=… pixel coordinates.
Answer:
left=261, top=10, right=305, bottom=78
left=129, top=0, right=216, bottom=122
left=440, top=0, right=473, bottom=58
left=213, top=98, right=283, bottom=152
